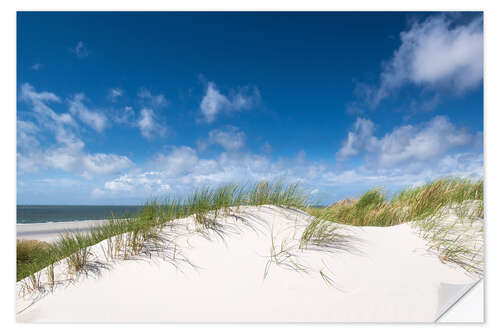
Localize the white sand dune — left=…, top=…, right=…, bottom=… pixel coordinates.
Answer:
left=16, top=205, right=479, bottom=322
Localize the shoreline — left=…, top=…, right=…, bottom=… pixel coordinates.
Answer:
left=17, top=218, right=110, bottom=225
left=16, top=219, right=112, bottom=242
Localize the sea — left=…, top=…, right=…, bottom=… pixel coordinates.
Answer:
left=17, top=205, right=143, bottom=224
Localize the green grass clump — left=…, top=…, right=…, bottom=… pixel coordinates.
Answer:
left=307, top=178, right=483, bottom=227
left=300, top=217, right=343, bottom=249
left=17, top=240, right=51, bottom=281
left=392, top=178, right=483, bottom=221
left=17, top=181, right=309, bottom=283
left=302, top=177, right=484, bottom=275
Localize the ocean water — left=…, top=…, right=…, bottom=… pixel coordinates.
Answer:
left=17, top=205, right=143, bottom=224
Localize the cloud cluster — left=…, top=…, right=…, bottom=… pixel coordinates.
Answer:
left=353, top=14, right=483, bottom=110
left=198, top=126, right=246, bottom=151
left=95, top=146, right=291, bottom=198
left=20, top=83, right=73, bottom=126
left=18, top=84, right=133, bottom=178
left=113, top=106, right=136, bottom=125
left=262, top=141, right=273, bottom=154
left=138, top=88, right=168, bottom=109
left=336, top=115, right=480, bottom=168
left=109, top=88, right=123, bottom=102
left=336, top=118, right=377, bottom=159
left=200, top=81, right=260, bottom=122
left=71, top=41, right=89, bottom=59
left=93, top=148, right=483, bottom=202
left=31, top=63, right=42, bottom=71
left=138, top=108, right=167, bottom=140
left=88, top=109, right=482, bottom=202
left=68, top=94, right=108, bottom=133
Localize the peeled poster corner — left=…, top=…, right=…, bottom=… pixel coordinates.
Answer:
left=437, top=280, right=484, bottom=323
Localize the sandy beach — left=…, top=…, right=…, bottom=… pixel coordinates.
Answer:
left=17, top=219, right=111, bottom=243
left=16, top=205, right=479, bottom=322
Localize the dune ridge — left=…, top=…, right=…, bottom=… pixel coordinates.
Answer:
left=16, top=205, right=479, bottom=322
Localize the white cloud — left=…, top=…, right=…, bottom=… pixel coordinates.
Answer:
left=71, top=41, right=89, bottom=59
left=31, top=63, right=42, bottom=71
left=200, top=81, right=260, bottom=123
left=36, top=178, right=82, bottom=187
left=81, top=154, right=134, bottom=178
left=262, top=141, right=273, bottom=154
left=94, top=143, right=483, bottom=202
left=138, top=108, right=167, bottom=140
left=336, top=118, right=377, bottom=160
left=96, top=147, right=282, bottom=197
left=68, top=94, right=108, bottom=133
left=17, top=120, right=40, bottom=150
left=103, top=172, right=171, bottom=194
left=337, top=115, right=477, bottom=168
left=18, top=83, right=133, bottom=178
left=20, top=83, right=75, bottom=127
left=138, top=88, right=167, bottom=109
left=91, top=188, right=105, bottom=197
left=19, top=135, right=133, bottom=178
left=405, top=16, right=483, bottom=88
left=296, top=150, right=307, bottom=164
left=198, top=126, right=246, bottom=151
left=151, top=147, right=199, bottom=177
left=357, top=14, right=483, bottom=108
left=114, top=106, right=135, bottom=124
left=42, top=145, right=133, bottom=179
left=109, top=88, right=124, bottom=102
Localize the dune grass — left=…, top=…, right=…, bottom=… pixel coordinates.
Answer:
left=307, top=178, right=483, bottom=227
left=17, top=177, right=484, bottom=286
left=17, top=181, right=308, bottom=282
left=263, top=229, right=309, bottom=280
left=16, top=240, right=51, bottom=281
left=302, top=178, right=484, bottom=275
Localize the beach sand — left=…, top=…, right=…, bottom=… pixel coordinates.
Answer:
left=16, top=205, right=479, bottom=322
left=17, top=219, right=111, bottom=242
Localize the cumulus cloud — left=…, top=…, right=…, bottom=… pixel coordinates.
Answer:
left=31, top=63, right=42, bottom=71
left=109, top=88, right=124, bottom=102
left=96, top=147, right=284, bottom=197
left=93, top=143, right=483, bottom=202
left=19, top=120, right=133, bottom=177
left=113, top=106, right=135, bottom=125
left=19, top=133, right=133, bottom=178
left=138, top=108, right=167, bottom=140
left=18, top=83, right=133, bottom=177
left=262, top=141, right=273, bottom=154
left=150, top=147, right=199, bottom=177
left=138, top=88, right=168, bottom=109
left=20, top=83, right=75, bottom=126
left=337, top=115, right=478, bottom=168
left=45, top=148, right=134, bottom=179
left=200, top=81, right=260, bottom=123
left=68, top=94, right=108, bottom=132
left=198, top=126, right=246, bottom=151
left=296, top=150, right=307, bottom=164
left=71, top=41, right=89, bottom=59
left=336, top=118, right=377, bottom=159
left=103, top=172, right=171, bottom=194
left=324, top=154, right=483, bottom=190
left=355, top=14, right=483, bottom=109
left=17, top=120, right=40, bottom=149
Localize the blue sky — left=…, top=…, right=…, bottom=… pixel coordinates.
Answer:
left=17, top=12, right=483, bottom=205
